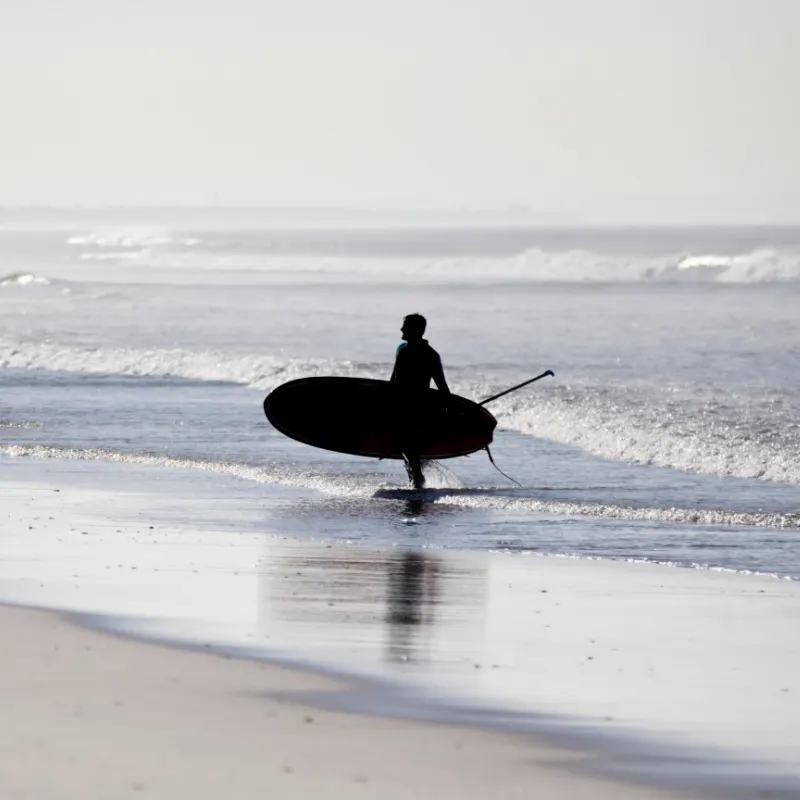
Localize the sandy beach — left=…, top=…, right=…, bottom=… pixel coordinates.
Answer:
left=1, top=602, right=701, bottom=800
left=2, top=455, right=800, bottom=798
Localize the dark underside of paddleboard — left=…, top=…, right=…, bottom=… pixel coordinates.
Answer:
left=264, top=377, right=496, bottom=460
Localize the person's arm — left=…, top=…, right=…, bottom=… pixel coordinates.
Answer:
left=390, top=343, right=405, bottom=382
left=431, top=351, right=450, bottom=395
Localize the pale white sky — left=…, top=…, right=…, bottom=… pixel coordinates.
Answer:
left=0, top=0, right=798, bottom=222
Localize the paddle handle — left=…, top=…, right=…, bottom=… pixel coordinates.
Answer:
left=478, top=370, right=554, bottom=406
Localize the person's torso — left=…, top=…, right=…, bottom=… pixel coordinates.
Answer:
left=392, top=340, right=439, bottom=393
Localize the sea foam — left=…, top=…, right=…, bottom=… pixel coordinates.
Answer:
left=0, top=272, right=51, bottom=287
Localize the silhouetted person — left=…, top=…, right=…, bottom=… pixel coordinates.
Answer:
left=390, top=313, right=450, bottom=489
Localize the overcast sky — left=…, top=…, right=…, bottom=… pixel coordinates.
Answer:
left=0, top=0, right=798, bottom=222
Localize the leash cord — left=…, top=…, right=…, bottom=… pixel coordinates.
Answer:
left=485, top=446, right=523, bottom=488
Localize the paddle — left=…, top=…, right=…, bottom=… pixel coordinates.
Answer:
left=478, top=370, right=554, bottom=406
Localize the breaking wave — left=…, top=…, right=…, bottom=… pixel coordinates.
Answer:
left=0, top=338, right=368, bottom=391
left=2, top=339, right=799, bottom=486
left=495, top=384, right=800, bottom=485
left=0, top=272, right=50, bottom=287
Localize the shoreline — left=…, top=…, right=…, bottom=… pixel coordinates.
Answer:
left=2, top=454, right=800, bottom=797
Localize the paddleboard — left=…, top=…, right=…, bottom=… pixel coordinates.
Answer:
left=264, top=377, right=496, bottom=460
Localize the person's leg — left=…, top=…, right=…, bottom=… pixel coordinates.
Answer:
left=395, top=395, right=426, bottom=490
left=403, top=452, right=425, bottom=490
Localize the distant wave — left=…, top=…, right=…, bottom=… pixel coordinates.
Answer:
left=67, top=230, right=202, bottom=248
left=0, top=272, right=50, bottom=287
left=75, top=248, right=800, bottom=284
left=193, top=246, right=800, bottom=284
left=672, top=248, right=800, bottom=282
left=79, top=251, right=149, bottom=261
left=52, top=230, right=800, bottom=284
left=502, top=246, right=800, bottom=283
left=65, top=229, right=202, bottom=266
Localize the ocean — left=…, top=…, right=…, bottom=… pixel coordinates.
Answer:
left=2, top=221, right=799, bottom=570
left=2, top=217, right=800, bottom=791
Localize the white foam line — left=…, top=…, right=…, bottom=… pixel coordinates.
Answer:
left=380, top=488, right=800, bottom=530
left=8, top=444, right=790, bottom=530
left=0, top=338, right=367, bottom=391
left=0, top=444, right=369, bottom=499
left=485, top=550, right=795, bottom=582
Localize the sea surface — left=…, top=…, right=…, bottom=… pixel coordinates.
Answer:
left=2, top=219, right=799, bottom=576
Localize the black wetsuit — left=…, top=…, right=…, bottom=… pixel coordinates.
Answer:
left=391, top=340, right=448, bottom=393
left=390, top=339, right=450, bottom=488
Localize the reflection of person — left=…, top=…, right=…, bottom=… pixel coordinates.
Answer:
left=390, top=314, right=451, bottom=489
left=386, top=551, right=439, bottom=663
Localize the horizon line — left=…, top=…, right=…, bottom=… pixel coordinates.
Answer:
left=1, top=204, right=798, bottom=228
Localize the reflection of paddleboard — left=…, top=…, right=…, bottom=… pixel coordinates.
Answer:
left=264, top=377, right=496, bottom=460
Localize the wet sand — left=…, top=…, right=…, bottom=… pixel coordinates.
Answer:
left=2, top=455, right=800, bottom=797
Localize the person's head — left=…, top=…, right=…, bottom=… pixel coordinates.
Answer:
left=401, top=313, right=427, bottom=342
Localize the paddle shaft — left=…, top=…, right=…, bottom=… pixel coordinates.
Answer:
left=478, top=370, right=554, bottom=406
